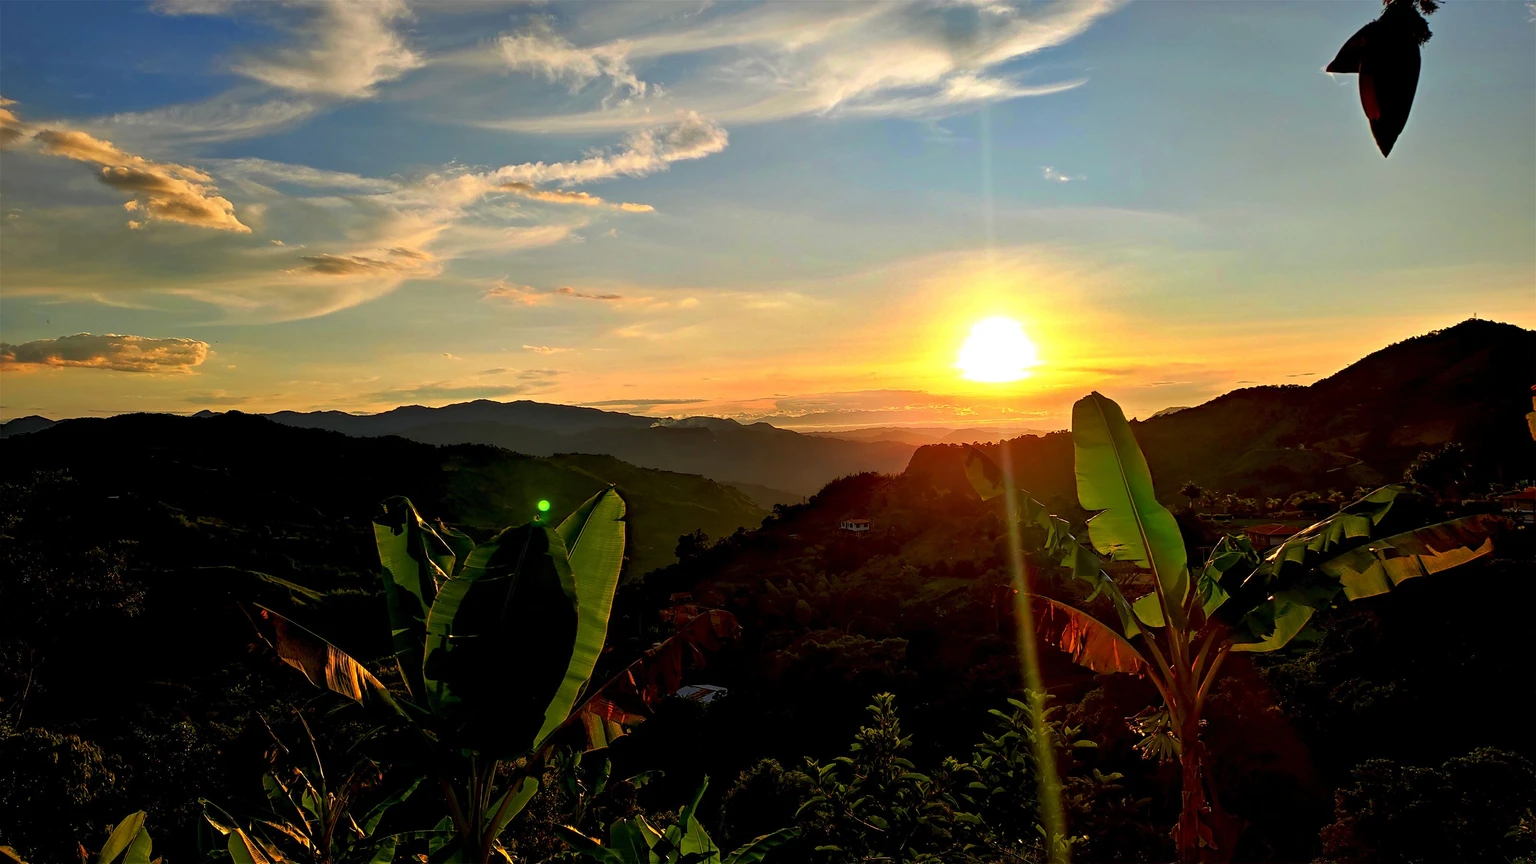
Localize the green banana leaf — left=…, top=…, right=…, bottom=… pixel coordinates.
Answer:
left=722, top=830, right=800, bottom=864
left=1319, top=513, right=1502, bottom=600
left=374, top=497, right=455, bottom=704
left=485, top=776, right=540, bottom=845
left=96, top=812, right=152, bottom=864
left=1072, top=393, right=1188, bottom=622
left=422, top=522, right=578, bottom=755
left=1132, top=534, right=1257, bottom=630
left=963, top=446, right=1137, bottom=635
left=537, top=487, right=628, bottom=748
left=1230, top=593, right=1316, bottom=654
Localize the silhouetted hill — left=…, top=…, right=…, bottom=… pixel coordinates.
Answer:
left=266, top=404, right=918, bottom=497
left=0, top=412, right=765, bottom=578
left=908, top=319, right=1536, bottom=500
left=0, top=415, right=57, bottom=438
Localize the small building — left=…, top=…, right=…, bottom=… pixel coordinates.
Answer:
left=839, top=518, right=872, bottom=533
left=1245, top=523, right=1298, bottom=550
left=1500, top=487, right=1536, bottom=526
left=674, top=684, right=729, bottom=705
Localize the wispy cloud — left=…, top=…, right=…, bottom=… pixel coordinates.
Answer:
left=231, top=0, right=423, bottom=99
left=498, top=17, right=646, bottom=99
left=481, top=0, right=1120, bottom=133
left=488, top=112, right=727, bottom=185
left=523, top=345, right=569, bottom=355
left=498, top=181, right=654, bottom=212
left=0, top=333, right=210, bottom=373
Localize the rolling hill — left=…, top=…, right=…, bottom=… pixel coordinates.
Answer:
left=908, top=319, right=1536, bottom=501
left=261, top=404, right=918, bottom=497
left=0, top=412, right=767, bottom=578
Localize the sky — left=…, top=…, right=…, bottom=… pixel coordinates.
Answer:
left=1, top=0, right=1532, bottom=430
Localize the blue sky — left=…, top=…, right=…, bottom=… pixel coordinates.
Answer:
left=1, top=0, right=1532, bottom=427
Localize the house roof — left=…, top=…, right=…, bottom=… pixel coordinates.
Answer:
left=1500, top=487, right=1536, bottom=501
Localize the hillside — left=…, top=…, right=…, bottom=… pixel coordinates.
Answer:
left=267, top=408, right=917, bottom=497
left=909, top=319, right=1536, bottom=501
left=0, top=413, right=766, bottom=578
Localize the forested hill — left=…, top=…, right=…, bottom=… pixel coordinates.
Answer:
left=907, top=319, right=1536, bottom=501
left=0, top=412, right=767, bottom=578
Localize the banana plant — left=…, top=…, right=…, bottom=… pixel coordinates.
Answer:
left=251, top=488, right=740, bottom=863
left=558, top=778, right=797, bottom=864
left=87, top=812, right=158, bottom=864
left=964, top=392, right=1505, bottom=863
left=201, top=712, right=419, bottom=864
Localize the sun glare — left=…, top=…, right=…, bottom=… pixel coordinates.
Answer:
left=956, top=316, right=1040, bottom=383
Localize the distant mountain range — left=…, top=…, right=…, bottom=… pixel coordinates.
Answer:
left=908, top=319, right=1536, bottom=501
left=5, top=319, right=1531, bottom=505
left=0, top=412, right=767, bottom=577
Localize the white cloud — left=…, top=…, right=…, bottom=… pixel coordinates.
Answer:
left=0, top=333, right=210, bottom=373
left=233, top=0, right=423, bottom=98
left=482, top=0, right=1122, bottom=132
left=99, top=96, right=320, bottom=145
left=489, top=111, right=727, bottom=185
left=498, top=18, right=646, bottom=99
left=1041, top=166, right=1085, bottom=183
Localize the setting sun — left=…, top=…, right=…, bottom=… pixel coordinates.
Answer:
left=956, top=316, right=1040, bottom=383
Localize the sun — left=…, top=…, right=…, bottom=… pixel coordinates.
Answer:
left=956, top=316, right=1040, bottom=383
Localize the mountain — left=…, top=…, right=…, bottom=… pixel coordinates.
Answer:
left=0, top=412, right=766, bottom=577
left=909, top=319, right=1536, bottom=500
left=266, top=398, right=657, bottom=438
left=266, top=404, right=918, bottom=497
left=0, top=415, right=57, bottom=438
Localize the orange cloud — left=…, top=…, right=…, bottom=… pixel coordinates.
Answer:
left=498, top=181, right=654, bottom=212
left=0, top=333, right=210, bottom=373
left=31, top=127, right=249, bottom=232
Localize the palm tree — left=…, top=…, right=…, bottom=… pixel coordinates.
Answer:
left=1178, top=482, right=1204, bottom=515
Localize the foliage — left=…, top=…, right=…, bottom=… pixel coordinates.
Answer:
left=558, top=778, right=798, bottom=864
left=201, top=711, right=417, bottom=864
left=0, top=723, right=129, bottom=862
left=960, top=391, right=1505, bottom=862
left=1319, top=747, right=1536, bottom=863
left=787, top=692, right=1126, bottom=864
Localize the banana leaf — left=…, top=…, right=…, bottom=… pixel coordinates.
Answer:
left=537, top=487, right=628, bottom=748
left=96, top=812, right=153, bottom=864
left=565, top=610, right=741, bottom=750
left=723, top=830, right=799, bottom=864
left=0, top=848, right=28, bottom=864
left=1219, top=485, right=1408, bottom=623
left=1071, top=393, right=1188, bottom=624
left=1030, top=594, right=1150, bottom=677
left=1230, top=593, right=1316, bottom=654
left=374, top=497, right=455, bottom=704
left=422, top=522, right=578, bottom=755
left=1319, top=514, right=1502, bottom=600
left=963, top=446, right=1137, bottom=635
left=251, top=607, right=406, bottom=719
left=485, top=776, right=540, bottom=846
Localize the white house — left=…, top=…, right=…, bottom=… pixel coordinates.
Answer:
left=839, top=518, right=872, bottom=532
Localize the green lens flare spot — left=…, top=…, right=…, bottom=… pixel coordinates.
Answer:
left=537, top=499, right=551, bottom=513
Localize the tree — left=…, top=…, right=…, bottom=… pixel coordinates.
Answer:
left=1179, top=483, right=1204, bottom=515
left=962, top=392, right=1504, bottom=863
left=252, top=489, right=740, bottom=863
left=1404, top=441, right=1466, bottom=502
